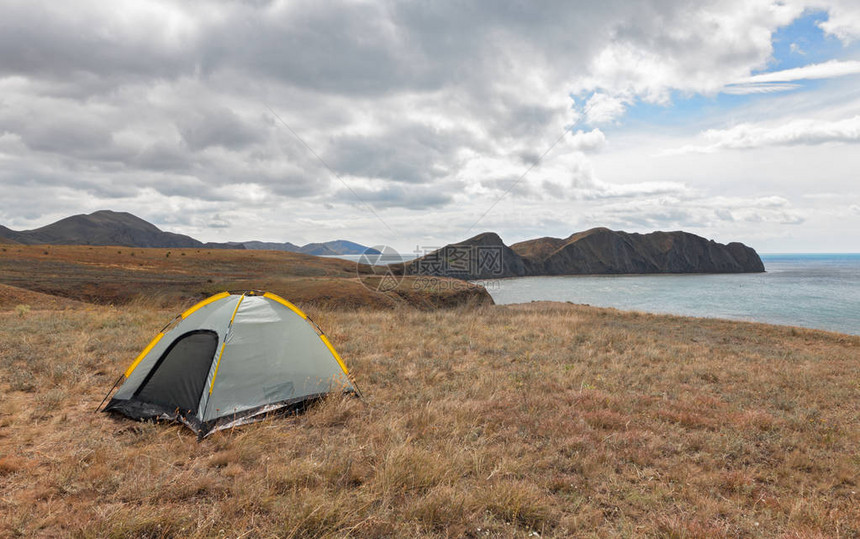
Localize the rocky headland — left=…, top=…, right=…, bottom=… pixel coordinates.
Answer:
left=397, top=227, right=765, bottom=280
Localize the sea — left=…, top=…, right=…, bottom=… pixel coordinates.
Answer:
left=480, top=254, right=860, bottom=336
left=329, top=253, right=860, bottom=335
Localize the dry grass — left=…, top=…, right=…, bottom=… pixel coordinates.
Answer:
left=0, top=284, right=87, bottom=311
left=0, top=300, right=858, bottom=537
left=0, top=245, right=491, bottom=309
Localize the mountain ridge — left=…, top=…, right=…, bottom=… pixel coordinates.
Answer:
left=0, top=210, right=228, bottom=249
left=0, top=210, right=379, bottom=255
left=399, top=227, right=765, bottom=278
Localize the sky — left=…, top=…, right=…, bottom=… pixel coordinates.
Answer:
left=1, top=0, right=859, bottom=253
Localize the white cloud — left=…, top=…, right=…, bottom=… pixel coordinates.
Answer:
left=745, top=59, right=860, bottom=83
left=817, top=0, right=860, bottom=43
left=723, top=59, right=860, bottom=93
left=570, top=1, right=803, bottom=102
left=567, top=128, right=607, bottom=153
left=664, top=115, right=860, bottom=153
left=1, top=0, right=859, bottom=251
left=580, top=193, right=805, bottom=233
left=722, top=83, right=803, bottom=94
left=584, top=93, right=629, bottom=125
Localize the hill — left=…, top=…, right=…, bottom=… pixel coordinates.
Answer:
left=0, top=244, right=491, bottom=310
left=0, top=210, right=238, bottom=249
left=0, top=227, right=20, bottom=244
left=0, top=211, right=379, bottom=255
left=243, top=239, right=380, bottom=256
left=241, top=240, right=303, bottom=252
left=399, top=228, right=764, bottom=279
left=512, top=227, right=765, bottom=274
left=399, top=232, right=530, bottom=279
left=0, top=283, right=86, bottom=310
left=316, top=240, right=381, bottom=255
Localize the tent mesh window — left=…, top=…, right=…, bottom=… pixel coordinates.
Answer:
left=133, top=330, right=218, bottom=415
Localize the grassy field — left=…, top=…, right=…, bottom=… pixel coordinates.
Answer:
left=0, top=245, right=491, bottom=310
left=0, top=293, right=857, bottom=537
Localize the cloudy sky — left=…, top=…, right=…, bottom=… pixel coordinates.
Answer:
left=2, top=0, right=859, bottom=253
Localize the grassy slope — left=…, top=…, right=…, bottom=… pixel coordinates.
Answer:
left=0, top=299, right=857, bottom=537
left=0, top=284, right=87, bottom=310
left=0, top=245, right=491, bottom=309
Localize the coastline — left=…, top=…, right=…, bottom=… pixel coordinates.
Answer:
left=474, top=253, right=860, bottom=336
left=499, top=299, right=860, bottom=339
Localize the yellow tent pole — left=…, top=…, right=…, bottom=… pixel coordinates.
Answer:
left=262, top=292, right=308, bottom=319
left=122, top=291, right=229, bottom=379
left=124, top=332, right=164, bottom=378
left=181, top=291, right=230, bottom=319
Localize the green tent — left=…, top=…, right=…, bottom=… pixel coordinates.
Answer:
left=102, top=291, right=356, bottom=437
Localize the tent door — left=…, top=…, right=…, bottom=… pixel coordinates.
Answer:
left=133, top=330, right=219, bottom=416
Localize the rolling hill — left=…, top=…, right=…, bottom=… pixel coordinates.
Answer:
left=0, top=211, right=380, bottom=255
left=0, top=210, right=233, bottom=249
left=0, top=244, right=492, bottom=309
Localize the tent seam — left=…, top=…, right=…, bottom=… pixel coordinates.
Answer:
left=208, top=293, right=245, bottom=395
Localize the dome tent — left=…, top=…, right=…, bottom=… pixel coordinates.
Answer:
left=102, top=291, right=357, bottom=437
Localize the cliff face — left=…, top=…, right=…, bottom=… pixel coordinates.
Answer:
left=400, top=232, right=531, bottom=280
left=402, top=228, right=764, bottom=279
left=518, top=228, right=765, bottom=275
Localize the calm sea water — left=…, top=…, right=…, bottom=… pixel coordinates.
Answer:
left=480, top=254, right=860, bottom=336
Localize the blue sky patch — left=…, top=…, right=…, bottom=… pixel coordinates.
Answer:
left=603, top=10, right=855, bottom=133
left=767, top=10, right=844, bottom=71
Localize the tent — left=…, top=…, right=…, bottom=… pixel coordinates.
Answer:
left=101, top=291, right=357, bottom=437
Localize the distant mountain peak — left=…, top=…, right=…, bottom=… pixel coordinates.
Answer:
left=457, top=232, right=505, bottom=246
left=90, top=209, right=133, bottom=217
left=242, top=239, right=379, bottom=256
left=0, top=210, right=237, bottom=249
left=0, top=210, right=381, bottom=255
